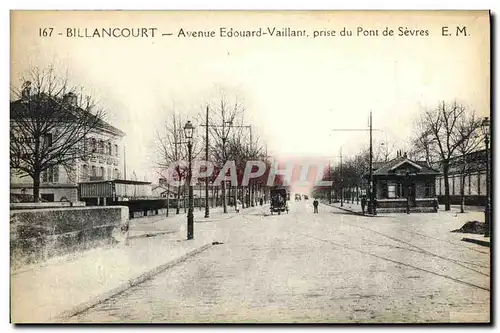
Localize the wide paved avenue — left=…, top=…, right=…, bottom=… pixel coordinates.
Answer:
left=70, top=200, right=490, bottom=323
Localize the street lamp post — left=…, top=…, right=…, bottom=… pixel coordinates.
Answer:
left=204, top=105, right=210, bottom=218
left=184, top=121, right=195, bottom=240
left=481, top=117, right=491, bottom=237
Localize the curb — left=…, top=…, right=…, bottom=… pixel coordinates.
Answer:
left=52, top=242, right=214, bottom=322
left=323, top=202, right=379, bottom=217
left=127, top=230, right=177, bottom=240
left=461, top=237, right=491, bottom=248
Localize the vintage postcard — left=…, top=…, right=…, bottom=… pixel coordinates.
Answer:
left=9, top=10, right=491, bottom=324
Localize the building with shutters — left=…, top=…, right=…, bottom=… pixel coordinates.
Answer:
left=10, top=93, right=125, bottom=202
left=363, top=152, right=440, bottom=213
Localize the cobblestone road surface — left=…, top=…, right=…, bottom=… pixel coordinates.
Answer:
left=70, top=201, right=490, bottom=323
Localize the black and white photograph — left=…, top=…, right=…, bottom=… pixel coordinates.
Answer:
left=9, top=10, right=491, bottom=324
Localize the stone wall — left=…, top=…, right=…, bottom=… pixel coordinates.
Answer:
left=10, top=206, right=129, bottom=269
left=437, top=195, right=486, bottom=206
left=376, top=198, right=438, bottom=213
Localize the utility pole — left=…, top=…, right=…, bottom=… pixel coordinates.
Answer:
left=204, top=105, right=210, bottom=218
left=330, top=113, right=380, bottom=214
left=368, top=111, right=374, bottom=215
left=222, top=121, right=228, bottom=214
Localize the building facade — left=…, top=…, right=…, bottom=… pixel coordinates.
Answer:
left=434, top=149, right=487, bottom=206
left=10, top=95, right=125, bottom=202
left=366, top=154, right=440, bottom=213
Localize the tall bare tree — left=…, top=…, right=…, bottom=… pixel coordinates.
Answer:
left=10, top=66, right=106, bottom=202
left=412, top=101, right=478, bottom=211
left=154, top=110, right=202, bottom=214
left=206, top=89, right=246, bottom=213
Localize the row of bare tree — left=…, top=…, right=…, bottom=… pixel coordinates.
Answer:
left=153, top=90, right=277, bottom=214
left=311, top=101, right=487, bottom=212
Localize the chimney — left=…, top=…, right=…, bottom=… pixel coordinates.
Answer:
left=21, top=81, right=32, bottom=99
left=63, top=92, right=78, bottom=106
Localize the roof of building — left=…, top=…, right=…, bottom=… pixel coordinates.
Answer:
left=10, top=96, right=125, bottom=137
left=431, top=149, right=487, bottom=173
left=371, top=156, right=440, bottom=176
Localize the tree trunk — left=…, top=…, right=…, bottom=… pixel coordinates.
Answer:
left=176, top=185, right=181, bottom=214
left=215, top=186, right=218, bottom=208
left=212, top=186, right=215, bottom=208
left=234, top=185, right=238, bottom=211
left=33, top=169, right=41, bottom=203
left=166, top=183, right=170, bottom=217
left=250, top=181, right=255, bottom=207
left=241, top=186, right=246, bottom=209
left=222, top=181, right=227, bottom=213
left=443, top=163, right=451, bottom=211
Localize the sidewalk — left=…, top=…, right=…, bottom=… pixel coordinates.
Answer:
left=127, top=204, right=262, bottom=239
left=323, top=200, right=487, bottom=218
left=10, top=203, right=268, bottom=323
left=127, top=206, right=225, bottom=239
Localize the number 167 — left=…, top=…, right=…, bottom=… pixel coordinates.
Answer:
left=39, top=28, right=53, bottom=37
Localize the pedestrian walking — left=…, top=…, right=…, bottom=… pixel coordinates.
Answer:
left=313, top=199, right=319, bottom=213
left=361, top=195, right=367, bottom=214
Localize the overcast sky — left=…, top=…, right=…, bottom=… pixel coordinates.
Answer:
left=11, top=11, right=490, bottom=187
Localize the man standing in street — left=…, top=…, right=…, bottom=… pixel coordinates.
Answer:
left=361, top=195, right=367, bottom=214
left=313, top=198, right=319, bottom=213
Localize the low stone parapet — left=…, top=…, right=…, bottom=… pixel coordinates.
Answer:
left=376, top=198, right=438, bottom=213
left=10, top=206, right=129, bottom=269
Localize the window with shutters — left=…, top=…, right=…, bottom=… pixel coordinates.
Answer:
left=81, top=165, right=89, bottom=181
left=91, top=138, right=97, bottom=153
left=42, top=166, right=59, bottom=183
left=98, top=141, right=104, bottom=154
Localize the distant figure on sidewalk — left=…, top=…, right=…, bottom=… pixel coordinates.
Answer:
left=361, top=195, right=367, bottom=214
left=260, top=198, right=264, bottom=206
left=313, top=199, right=319, bottom=213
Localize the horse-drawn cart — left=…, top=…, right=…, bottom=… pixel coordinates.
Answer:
left=270, top=186, right=289, bottom=215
